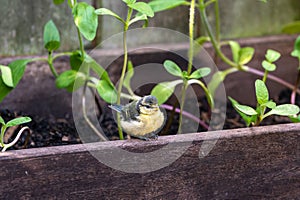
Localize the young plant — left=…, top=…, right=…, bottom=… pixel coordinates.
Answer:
left=0, top=116, right=31, bottom=152
left=290, top=36, right=300, bottom=105
left=95, top=0, right=154, bottom=139
left=148, top=0, right=213, bottom=134
left=229, top=50, right=299, bottom=126
left=151, top=60, right=213, bottom=132
left=0, top=0, right=118, bottom=141
left=229, top=80, right=299, bottom=127
left=195, top=0, right=300, bottom=98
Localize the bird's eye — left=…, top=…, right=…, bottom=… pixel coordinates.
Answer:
left=145, top=105, right=151, bottom=109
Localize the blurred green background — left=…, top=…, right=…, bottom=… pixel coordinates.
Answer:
left=0, top=0, right=299, bottom=55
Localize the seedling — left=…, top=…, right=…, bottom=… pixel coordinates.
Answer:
left=0, top=116, right=31, bottom=152
left=229, top=49, right=299, bottom=126
left=229, top=80, right=299, bottom=127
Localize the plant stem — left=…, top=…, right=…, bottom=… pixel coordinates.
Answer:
left=1, top=127, right=29, bottom=152
left=76, top=27, right=85, bottom=59
left=198, top=0, right=238, bottom=69
left=291, top=61, right=300, bottom=104
left=262, top=70, right=268, bottom=83
left=178, top=0, right=196, bottom=134
left=214, top=0, right=220, bottom=45
left=48, top=51, right=59, bottom=78
left=82, top=81, right=107, bottom=141
left=244, top=66, right=300, bottom=95
left=52, top=52, right=73, bottom=61
left=116, top=8, right=133, bottom=140
left=0, top=126, right=6, bottom=147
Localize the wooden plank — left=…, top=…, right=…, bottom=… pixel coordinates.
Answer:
left=0, top=123, right=299, bottom=199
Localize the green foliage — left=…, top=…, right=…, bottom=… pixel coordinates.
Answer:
left=0, top=59, right=31, bottom=102
left=148, top=0, right=187, bottom=13
left=163, top=60, right=182, bottom=77
left=128, top=2, right=154, bottom=17
left=228, top=41, right=255, bottom=66
left=291, top=36, right=300, bottom=60
left=73, top=2, right=98, bottom=41
left=230, top=80, right=299, bottom=126
left=44, top=20, right=61, bottom=52
left=151, top=59, right=211, bottom=106
left=95, top=8, right=124, bottom=23
left=0, top=65, right=13, bottom=88
left=151, top=80, right=183, bottom=105
left=6, top=117, right=32, bottom=127
left=0, top=116, right=31, bottom=152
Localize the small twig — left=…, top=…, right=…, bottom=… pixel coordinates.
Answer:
left=82, top=82, right=107, bottom=141
left=161, top=104, right=209, bottom=130
left=1, top=127, right=29, bottom=152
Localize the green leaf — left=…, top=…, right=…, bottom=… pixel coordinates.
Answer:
left=123, top=0, right=136, bottom=5
left=9, top=59, right=30, bottom=87
left=163, top=60, right=183, bottom=78
left=231, top=102, right=257, bottom=116
left=123, top=61, right=134, bottom=90
left=207, top=71, right=226, bottom=97
left=0, top=65, right=14, bottom=88
left=151, top=80, right=183, bottom=105
left=56, top=70, right=79, bottom=89
left=56, top=70, right=86, bottom=92
left=265, top=104, right=300, bottom=118
left=261, top=101, right=276, bottom=109
left=262, top=60, right=276, bottom=72
left=0, top=78, right=12, bottom=102
left=265, top=49, right=281, bottom=63
left=73, top=2, right=98, bottom=41
left=128, top=2, right=154, bottom=17
left=68, top=0, right=77, bottom=8
left=84, top=56, right=113, bottom=86
left=255, top=79, right=269, bottom=105
left=70, top=51, right=83, bottom=71
left=228, top=41, right=241, bottom=64
left=129, top=14, right=148, bottom=26
left=291, top=36, right=300, bottom=59
left=282, top=21, right=300, bottom=34
left=95, top=8, right=124, bottom=23
left=239, top=47, right=255, bottom=65
left=53, top=0, right=65, bottom=5
left=43, top=20, right=60, bottom=51
left=189, top=68, right=211, bottom=79
left=289, top=115, right=300, bottom=123
left=97, top=80, right=117, bottom=103
left=229, top=97, right=257, bottom=126
left=0, top=116, right=5, bottom=125
left=148, top=0, right=187, bottom=13
left=6, top=117, right=32, bottom=127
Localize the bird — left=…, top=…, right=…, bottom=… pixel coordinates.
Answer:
left=109, top=95, right=166, bottom=140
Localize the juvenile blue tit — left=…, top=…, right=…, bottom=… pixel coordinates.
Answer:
left=109, top=95, right=166, bottom=140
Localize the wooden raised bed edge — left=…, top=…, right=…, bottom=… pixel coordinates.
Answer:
left=1, top=123, right=299, bottom=199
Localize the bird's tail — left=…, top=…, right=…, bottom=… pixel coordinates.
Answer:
left=108, top=104, right=123, bottom=113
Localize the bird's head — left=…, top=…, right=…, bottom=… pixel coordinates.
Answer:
left=136, top=95, right=159, bottom=115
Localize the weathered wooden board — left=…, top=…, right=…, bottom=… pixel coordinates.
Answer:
left=1, top=123, right=299, bottom=199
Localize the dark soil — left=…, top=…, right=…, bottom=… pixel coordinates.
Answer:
left=1, top=89, right=298, bottom=151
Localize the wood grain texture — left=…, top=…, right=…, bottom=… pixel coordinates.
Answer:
left=1, top=123, right=299, bottom=199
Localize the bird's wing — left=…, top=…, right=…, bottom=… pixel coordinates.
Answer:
left=108, top=104, right=123, bottom=113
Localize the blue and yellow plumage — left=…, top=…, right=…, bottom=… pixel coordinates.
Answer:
left=109, top=95, right=166, bottom=140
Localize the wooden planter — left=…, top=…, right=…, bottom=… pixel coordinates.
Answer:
left=0, top=35, right=299, bottom=198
